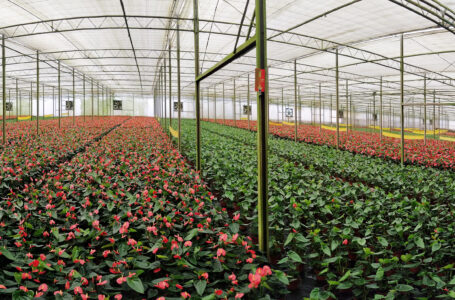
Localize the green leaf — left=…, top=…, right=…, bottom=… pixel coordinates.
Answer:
left=14, top=272, right=21, bottom=284
left=0, top=247, right=16, bottom=261
left=185, top=228, right=198, bottom=241
left=396, top=284, right=413, bottom=292
left=432, top=242, right=441, bottom=253
left=201, top=294, right=216, bottom=300
left=284, top=233, right=295, bottom=246
left=449, top=277, right=455, bottom=285
left=375, top=267, right=384, bottom=281
left=274, top=270, right=289, bottom=285
left=322, top=246, right=331, bottom=256
left=415, top=237, right=425, bottom=249
left=339, top=270, right=350, bottom=282
left=229, top=223, right=239, bottom=234
left=194, top=280, right=207, bottom=296
left=288, top=251, right=303, bottom=263
left=127, top=277, right=144, bottom=294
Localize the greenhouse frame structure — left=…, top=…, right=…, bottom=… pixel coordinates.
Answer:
left=1, top=0, right=455, bottom=258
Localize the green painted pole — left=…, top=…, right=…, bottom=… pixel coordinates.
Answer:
left=83, top=75, right=86, bottom=122
left=233, top=79, right=236, bottom=127
left=58, top=61, right=61, bottom=128
left=424, top=76, right=426, bottom=144
left=223, top=82, right=225, bottom=125
left=335, top=49, right=340, bottom=149
left=294, top=60, right=298, bottom=142
left=400, top=34, right=405, bottom=166
left=169, top=44, right=172, bottom=133
left=72, top=68, right=75, bottom=125
left=97, top=84, right=100, bottom=117
left=256, top=0, right=269, bottom=260
left=36, top=51, right=39, bottom=134
left=193, top=0, right=201, bottom=171
left=319, top=83, right=322, bottom=132
left=177, top=21, right=181, bottom=152
left=214, top=86, right=217, bottom=123
left=346, top=80, right=349, bottom=135
left=380, top=77, right=383, bottom=140
left=91, top=79, right=94, bottom=120
left=16, top=78, right=18, bottom=122
left=2, top=35, right=5, bottom=145
left=247, top=74, right=250, bottom=130
left=164, top=54, right=167, bottom=130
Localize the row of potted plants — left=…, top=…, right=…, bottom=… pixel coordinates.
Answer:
left=0, top=117, right=285, bottom=299
left=208, top=119, right=455, bottom=169
left=179, top=120, right=455, bottom=299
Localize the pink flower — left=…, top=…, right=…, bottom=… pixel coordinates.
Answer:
left=114, top=295, right=123, bottom=300
left=215, top=289, right=223, bottom=296
left=235, top=293, right=245, bottom=299
left=343, top=239, right=348, bottom=245
left=74, top=286, right=83, bottom=295
left=257, top=265, right=272, bottom=277
left=119, top=221, right=129, bottom=234
left=217, top=248, right=226, bottom=257
left=155, top=280, right=169, bottom=290
left=38, top=283, right=48, bottom=292
left=184, top=241, right=192, bottom=247
left=181, top=291, right=191, bottom=298
left=233, top=213, right=240, bottom=221
left=127, top=238, right=137, bottom=246
left=200, top=272, right=208, bottom=280
left=248, top=273, right=261, bottom=289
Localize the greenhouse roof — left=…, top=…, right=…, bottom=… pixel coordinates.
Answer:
left=0, top=0, right=454, bottom=112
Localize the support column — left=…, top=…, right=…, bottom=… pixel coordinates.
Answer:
left=91, top=80, right=94, bottom=120
left=233, top=79, right=236, bottom=127
left=97, top=84, right=100, bottom=117
left=169, top=44, right=172, bottom=133
left=58, top=61, right=61, bottom=128
left=256, top=0, right=269, bottom=259
left=193, top=0, right=201, bottom=171
left=214, top=86, right=217, bottom=123
left=16, top=78, right=18, bottom=123
left=177, top=21, right=182, bottom=152
left=319, top=83, right=322, bottom=132
left=247, top=74, right=250, bottom=130
left=36, top=51, right=39, bottom=134
left=83, top=75, right=86, bottom=122
left=223, top=82, right=225, bottom=125
left=345, top=80, right=349, bottom=135
left=294, top=60, right=298, bottom=142
left=400, top=34, right=405, bottom=166
left=380, top=77, right=383, bottom=140
left=2, top=35, right=5, bottom=144
left=281, top=88, right=284, bottom=123
left=72, top=68, right=75, bottom=125
left=424, top=76, right=427, bottom=144
left=433, top=90, right=436, bottom=139
left=335, top=49, right=340, bottom=149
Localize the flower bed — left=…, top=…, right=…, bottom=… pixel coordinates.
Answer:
left=207, top=119, right=455, bottom=169
left=0, top=117, right=284, bottom=299
left=180, top=120, right=455, bottom=299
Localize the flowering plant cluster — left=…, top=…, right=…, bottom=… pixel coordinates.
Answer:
left=181, top=120, right=455, bottom=299
left=209, top=119, right=455, bottom=169
left=0, top=117, right=285, bottom=299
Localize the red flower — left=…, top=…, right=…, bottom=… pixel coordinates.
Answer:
left=248, top=273, right=261, bottom=289
left=154, top=279, right=169, bottom=290
left=343, top=239, right=349, bottom=245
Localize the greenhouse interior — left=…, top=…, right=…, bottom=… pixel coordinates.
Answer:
left=1, top=0, right=455, bottom=299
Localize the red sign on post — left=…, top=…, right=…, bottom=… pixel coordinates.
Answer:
left=255, top=68, right=266, bottom=92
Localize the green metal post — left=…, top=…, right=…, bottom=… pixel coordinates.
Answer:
left=319, top=83, right=322, bottom=132
left=58, top=61, right=61, bottom=128
left=91, top=80, right=94, bottom=120
left=2, top=35, right=5, bottom=144
left=247, top=74, right=250, bottom=130
left=169, top=44, right=172, bottom=133
left=177, top=21, right=181, bottom=151
left=164, top=54, right=167, bottom=130
left=424, top=76, right=426, bottom=144
left=72, top=68, right=75, bottom=125
left=97, top=84, right=100, bottom=117
left=194, top=0, right=201, bottom=171
left=16, top=78, right=18, bottom=122
left=256, top=0, right=269, bottom=260
left=214, top=86, right=217, bottom=123
left=380, top=77, right=383, bottom=140
left=223, top=83, right=225, bottom=125
left=233, top=79, right=236, bottom=127
left=400, top=34, right=405, bottom=166
left=36, top=51, right=39, bottom=134
left=83, top=75, right=86, bottom=122
left=294, top=60, right=298, bottom=142
left=281, top=88, right=284, bottom=123
left=346, top=80, right=349, bottom=135
left=335, top=49, right=340, bottom=149
left=433, top=90, right=436, bottom=139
